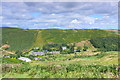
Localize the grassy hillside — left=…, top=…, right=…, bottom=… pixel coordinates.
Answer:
left=40, top=29, right=118, bottom=44
left=33, top=30, right=44, bottom=47
left=1, top=27, right=119, bottom=51
left=1, top=27, right=37, bottom=51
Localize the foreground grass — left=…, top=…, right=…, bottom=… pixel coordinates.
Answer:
left=3, top=64, right=118, bottom=78
left=2, top=51, right=118, bottom=78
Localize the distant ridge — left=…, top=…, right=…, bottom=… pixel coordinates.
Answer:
left=0, top=27, right=119, bottom=30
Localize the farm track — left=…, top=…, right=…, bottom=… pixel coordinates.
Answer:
left=0, top=47, right=14, bottom=54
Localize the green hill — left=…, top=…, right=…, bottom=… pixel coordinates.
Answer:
left=1, top=27, right=37, bottom=51
left=1, top=27, right=119, bottom=51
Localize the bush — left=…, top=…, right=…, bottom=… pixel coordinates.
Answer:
left=83, top=45, right=88, bottom=51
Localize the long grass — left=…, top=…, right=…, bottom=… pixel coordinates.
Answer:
left=2, top=63, right=118, bottom=78
left=2, top=51, right=118, bottom=78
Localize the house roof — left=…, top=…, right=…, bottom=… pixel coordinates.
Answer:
left=30, top=52, right=44, bottom=56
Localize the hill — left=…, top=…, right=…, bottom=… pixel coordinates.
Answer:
left=1, top=27, right=37, bottom=51
left=1, top=27, right=119, bottom=51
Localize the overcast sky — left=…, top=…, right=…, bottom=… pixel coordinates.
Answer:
left=1, top=2, right=118, bottom=29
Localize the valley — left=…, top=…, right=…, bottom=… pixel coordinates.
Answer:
left=1, top=27, right=119, bottom=78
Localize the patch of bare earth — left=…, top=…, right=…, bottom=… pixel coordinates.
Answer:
left=71, top=58, right=87, bottom=61
left=82, top=52, right=100, bottom=56
left=75, top=40, right=95, bottom=49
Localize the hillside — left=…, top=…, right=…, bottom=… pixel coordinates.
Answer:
left=1, top=27, right=119, bottom=51
left=1, top=27, right=37, bottom=51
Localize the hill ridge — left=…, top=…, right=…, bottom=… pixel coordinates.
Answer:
left=1, top=27, right=119, bottom=51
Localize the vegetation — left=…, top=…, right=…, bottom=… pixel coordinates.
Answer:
left=43, top=44, right=62, bottom=51
left=2, top=51, right=118, bottom=78
left=2, top=58, right=27, bottom=64
left=1, top=27, right=37, bottom=51
left=1, top=27, right=119, bottom=78
left=1, top=27, right=118, bottom=51
left=90, top=37, right=120, bottom=51
left=2, top=64, right=118, bottom=78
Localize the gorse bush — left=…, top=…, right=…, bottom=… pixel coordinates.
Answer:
left=2, top=63, right=118, bottom=78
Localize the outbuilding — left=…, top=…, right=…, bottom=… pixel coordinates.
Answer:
left=29, top=52, right=44, bottom=56
left=18, top=57, right=32, bottom=62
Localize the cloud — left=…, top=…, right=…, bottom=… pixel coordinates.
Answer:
left=1, top=2, right=118, bottom=29
left=49, top=27, right=61, bottom=28
left=71, top=19, right=80, bottom=24
left=83, top=16, right=95, bottom=24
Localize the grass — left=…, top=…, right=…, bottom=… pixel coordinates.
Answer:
left=2, top=58, right=28, bottom=64
left=1, top=27, right=118, bottom=51
left=2, top=51, right=118, bottom=78
left=33, top=30, right=44, bottom=47
left=41, top=29, right=118, bottom=44
left=1, top=27, right=37, bottom=51
left=1, top=27, right=119, bottom=78
left=2, top=64, right=118, bottom=78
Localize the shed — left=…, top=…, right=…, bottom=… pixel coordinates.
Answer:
left=18, top=57, right=32, bottom=62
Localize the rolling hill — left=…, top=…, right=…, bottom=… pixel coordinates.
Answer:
left=1, top=27, right=119, bottom=51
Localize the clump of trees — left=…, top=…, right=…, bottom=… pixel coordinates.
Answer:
left=83, top=45, right=88, bottom=51
left=90, top=37, right=120, bottom=51
left=8, top=50, right=23, bottom=59
left=43, top=44, right=62, bottom=51
left=42, top=43, right=81, bottom=54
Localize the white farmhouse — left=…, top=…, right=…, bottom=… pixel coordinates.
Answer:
left=62, top=47, right=67, bottom=50
left=18, top=57, right=32, bottom=62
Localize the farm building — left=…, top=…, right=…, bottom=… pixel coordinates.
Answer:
left=2, top=44, right=10, bottom=48
left=34, top=57, right=42, bottom=60
left=49, top=51, right=60, bottom=54
left=18, top=57, right=32, bottom=62
left=3, top=55, right=10, bottom=58
left=33, top=47, right=39, bottom=50
left=62, top=47, right=67, bottom=50
left=29, top=52, right=44, bottom=56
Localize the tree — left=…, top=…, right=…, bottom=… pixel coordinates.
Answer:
left=90, top=37, right=120, bottom=51
left=77, top=46, right=81, bottom=52
left=83, top=45, right=88, bottom=51
left=15, top=50, right=22, bottom=58
left=9, top=54, right=16, bottom=58
left=60, top=49, right=71, bottom=54
left=59, top=46, right=63, bottom=52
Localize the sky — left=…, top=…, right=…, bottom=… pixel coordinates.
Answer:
left=0, top=2, right=118, bottom=29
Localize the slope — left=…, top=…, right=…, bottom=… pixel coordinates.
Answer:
left=1, top=27, right=37, bottom=51
left=1, top=27, right=118, bottom=51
